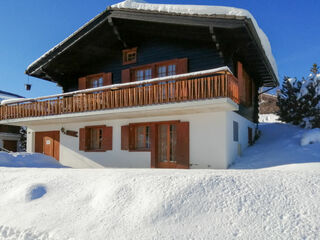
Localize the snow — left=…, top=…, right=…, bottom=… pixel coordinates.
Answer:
left=301, top=128, right=320, bottom=146
left=0, top=123, right=320, bottom=239
left=111, top=0, right=278, bottom=80
left=0, top=152, right=65, bottom=168
left=0, top=98, right=33, bottom=105
left=232, top=123, right=320, bottom=170
left=1, top=66, right=231, bottom=105
left=259, top=113, right=280, bottom=123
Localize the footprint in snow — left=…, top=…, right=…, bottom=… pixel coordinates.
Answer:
left=26, top=184, right=47, bottom=201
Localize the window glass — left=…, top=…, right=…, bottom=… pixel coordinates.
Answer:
left=135, top=68, right=152, bottom=81
left=134, top=125, right=151, bottom=150
left=168, top=64, right=176, bottom=76
left=158, top=66, right=166, bottom=77
left=233, top=121, right=239, bottom=142
left=145, top=69, right=152, bottom=80
left=136, top=70, right=144, bottom=81
left=91, top=77, right=104, bottom=88
left=89, top=127, right=103, bottom=150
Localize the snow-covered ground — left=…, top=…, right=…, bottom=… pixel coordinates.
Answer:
left=0, top=152, right=65, bottom=168
left=0, top=122, right=319, bottom=239
left=232, top=123, right=320, bottom=170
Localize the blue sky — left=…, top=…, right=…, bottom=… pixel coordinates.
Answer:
left=0, top=0, right=319, bottom=98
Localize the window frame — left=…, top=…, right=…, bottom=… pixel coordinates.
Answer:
left=129, top=123, right=152, bottom=152
left=130, top=59, right=180, bottom=82
left=122, top=47, right=137, bottom=65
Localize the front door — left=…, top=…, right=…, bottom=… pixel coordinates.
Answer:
left=35, top=131, right=60, bottom=161
left=43, top=136, right=54, bottom=158
left=157, top=123, right=178, bottom=168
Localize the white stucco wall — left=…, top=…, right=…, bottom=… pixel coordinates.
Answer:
left=226, top=111, right=256, bottom=167
left=26, top=111, right=254, bottom=169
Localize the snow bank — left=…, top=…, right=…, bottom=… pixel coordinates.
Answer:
left=232, top=123, right=320, bottom=170
left=0, top=123, right=319, bottom=239
left=0, top=152, right=65, bottom=168
left=301, top=128, right=320, bottom=146
left=111, top=0, right=278, bottom=79
left=0, top=168, right=320, bottom=239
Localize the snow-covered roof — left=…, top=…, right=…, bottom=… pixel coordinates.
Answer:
left=111, top=0, right=278, bottom=81
left=0, top=90, right=23, bottom=103
left=26, top=0, right=278, bottom=86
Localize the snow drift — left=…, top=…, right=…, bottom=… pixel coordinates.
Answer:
left=0, top=123, right=320, bottom=239
left=0, top=167, right=320, bottom=239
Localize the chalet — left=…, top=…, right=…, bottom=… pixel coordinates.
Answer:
left=0, top=90, right=23, bottom=152
left=0, top=1, right=278, bottom=168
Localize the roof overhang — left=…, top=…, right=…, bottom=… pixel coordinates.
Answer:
left=26, top=7, right=279, bottom=87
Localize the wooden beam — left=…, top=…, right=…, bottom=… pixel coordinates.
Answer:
left=107, top=17, right=128, bottom=48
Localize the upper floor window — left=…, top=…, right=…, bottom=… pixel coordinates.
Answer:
left=90, top=77, right=104, bottom=88
left=157, top=64, right=176, bottom=77
left=121, top=58, right=188, bottom=84
left=135, top=68, right=152, bottom=81
left=123, top=47, right=137, bottom=65
left=78, top=72, right=112, bottom=90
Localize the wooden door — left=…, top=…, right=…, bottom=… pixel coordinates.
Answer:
left=153, top=121, right=189, bottom=169
left=157, top=123, right=177, bottom=168
left=3, top=140, right=17, bottom=152
left=35, top=131, right=60, bottom=161
left=43, top=136, right=54, bottom=157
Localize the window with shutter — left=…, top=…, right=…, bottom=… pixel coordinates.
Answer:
left=123, top=58, right=188, bottom=83
left=78, top=72, right=112, bottom=90
left=79, top=125, right=112, bottom=152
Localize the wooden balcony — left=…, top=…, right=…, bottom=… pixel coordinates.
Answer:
left=0, top=69, right=239, bottom=121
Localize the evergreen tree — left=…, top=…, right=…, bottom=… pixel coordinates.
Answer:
left=298, top=64, right=320, bottom=128
left=277, top=64, right=320, bottom=128
left=19, top=127, right=27, bottom=151
left=277, top=76, right=302, bottom=124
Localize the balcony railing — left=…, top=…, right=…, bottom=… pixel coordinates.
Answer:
left=0, top=68, right=239, bottom=121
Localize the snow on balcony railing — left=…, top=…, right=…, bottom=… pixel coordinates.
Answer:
left=0, top=67, right=239, bottom=120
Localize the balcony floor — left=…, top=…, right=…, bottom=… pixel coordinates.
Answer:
left=0, top=98, right=238, bottom=126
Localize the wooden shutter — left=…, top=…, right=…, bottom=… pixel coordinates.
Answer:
left=237, top=61, right=246, bottom=105
left=176, top=122, right=190, bottom=169
left=150, top=124, right=157, bottom=168
left=103, top=72, right=113, bottom=86
left=121, top=125, right=129, bottom=150
left=79, top=128, right=86, bottom=151
left=176, top=58, right=188, bottom=74
left=78, top=77, right=87, bottom=90
left=121, top=69, right=131, bottom=83
left=102, top=126, right=113, bottom=151
left=129, top=125, right=135, bottom=150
